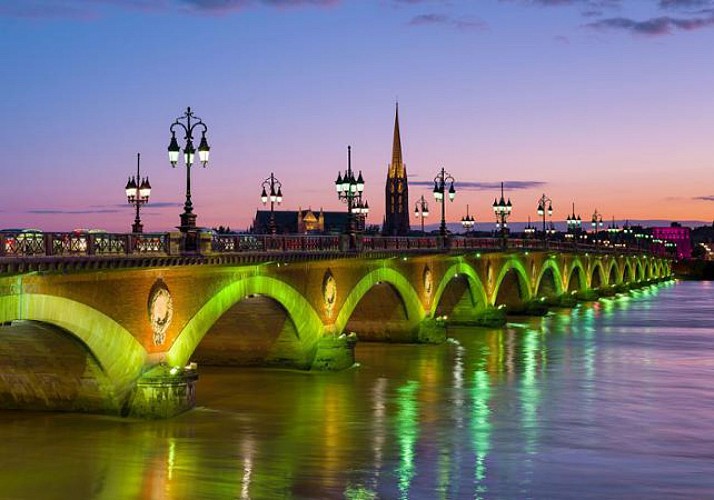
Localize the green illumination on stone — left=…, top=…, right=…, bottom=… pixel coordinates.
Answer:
left=0, top=293, right=147, bottom=400
left=335, top=266, right=425, bottom=335
left=395, top=380, right=420, bottom=500
left=168, top=275, right=324, bottom=368
left=430, top=262, right=488, bottom=318
left=534, top=259, right=564, bottom=297
left=491, top=257, right=532, bottom=306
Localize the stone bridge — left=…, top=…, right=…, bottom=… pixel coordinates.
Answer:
left=0, top=245, right=670, bottom=417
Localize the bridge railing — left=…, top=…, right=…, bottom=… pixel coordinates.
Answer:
left=0, top=230, right=650, bottom=259
left=211, top=234, right=341, bottom=254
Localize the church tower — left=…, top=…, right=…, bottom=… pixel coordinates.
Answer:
left=383, top=104, right=410, bottom=236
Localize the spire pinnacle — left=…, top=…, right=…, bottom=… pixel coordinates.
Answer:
left=389, top=102, right=405, bottom=178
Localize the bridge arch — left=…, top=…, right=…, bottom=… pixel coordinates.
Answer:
left=0, top=294, right=147, bottom=400
left=168, top=276, right=323, bottom=368
left=534, top=259, right=564, bottom=299
left=606, top=260, right=620, bottom=286
left=335, top=267, right=424, bottom=340
left=590, top=261, right=606, bottom=289
left=635, top=261, right=644, bottom=282
left=492, top=258, right=532, bottom=307
left=622, top=262, right=633, bottom=283
left=430, top=262, right=488, bottom=320
left=566, top=260, right=587, bottom=293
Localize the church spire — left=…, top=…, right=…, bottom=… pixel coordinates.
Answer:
left=389, top=102, right=405, bottom=179
left=383, top=102, right=410, bottom=236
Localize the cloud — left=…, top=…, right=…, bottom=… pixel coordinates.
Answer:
left=408, top=13, right=487, bottom=30
left=409, top=180, right=546, bottom=191
left=659, top=0, right=712, bottom=9
left=26, top=208, right=122, bottom=215
left=694, top=195, right=714, bottom=201
left=585, top=14, right=714, bottom=34
left=0, top=0, right=338, bottom=19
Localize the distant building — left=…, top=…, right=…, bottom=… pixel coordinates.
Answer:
left=652, top=225, right=692, bottom=260
left=251, top=208, right=350, bottom=234
left=383, top=104, right=410, bottom=236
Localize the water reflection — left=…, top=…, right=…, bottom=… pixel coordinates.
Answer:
left=3, top=281, right=714, bottom=499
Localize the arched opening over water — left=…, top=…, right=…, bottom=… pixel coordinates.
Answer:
left=623, top=263, right=632, bottom=283
left=0, top=320, right=117, bottom=413
left=608, top=263, right=618, bottom=286
left=535, top=267, right=559, bottom=299
left=591, top=264, right=604, bottom=289
left=636, top=262, right=644, bottom=281
left=434, top=274, right=483, bottom=321
left=193, top=294, right=304, bottom=367
left=494, top=268, right=528, bottom=310
left=567, top=266, right=584, bottom=293
left=345, top=282, right=412, bottom=342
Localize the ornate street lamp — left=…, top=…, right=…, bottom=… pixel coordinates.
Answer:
left=591, top=209, right=603, bottom=245
left=492, top=182, right=512, bottom=248
left=607, top=216, right=620, bottom=242
left=461, top=204, right=475, bottom=235
left=433, top=167, right=456, bottom=237
left=414, top=195, right=430, bottom=234
left=536, top=193, right=553, bottom=247
left=565, top=202, right=582, bottom=240
left=524, top=216, right=536, bottom=238
left=335, top=146, right=365, bottom=241
left=168, top=107, right=210, bottom=252
left=125, top=153, right=151, bottom=233
left=352, top=197, right=370, bottom=232
left=260, top=172, right=283, bottom=234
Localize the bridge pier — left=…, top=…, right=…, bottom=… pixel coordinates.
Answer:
left=310, top=333, right=357, bottom=371
left=126, top=364, right=198, bottom=419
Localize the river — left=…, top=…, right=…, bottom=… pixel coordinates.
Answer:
left=1, top=280, right=713, bottom=499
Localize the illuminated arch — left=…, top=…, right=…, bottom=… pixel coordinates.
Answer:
left=590, top=261, right=606, bottom=289
left=566, top=258, right=587, bottom=292
left=622, top=261, right=633, bottom=283
left=0, top=294, right=146, bottom=397
left=606, top=259, right=620, bottom=286
left=168, top=276, right=323, bottom=367
left=635, top=261, right=644, bottom=281
left=534, top=258, right=564, bottom=298
left=491, top=257, right=532, bottom=305
left=334, top=267, right=424, bottom=335
left=430, top=262, right=488, bottom=317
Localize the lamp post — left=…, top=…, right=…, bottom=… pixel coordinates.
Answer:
left=606, top=216, right=619, bottom=245
left=167, top=107, right=210, bottom=247
left=591, top=209, right=603, bottom=246
left=260, top=172, right=283, bottom=234
left=536, top=193, right=553, bottom=248
left=335, top=146, right=365, bottom=244
left=492, top=182, right=512, bottom=248
left=524, top=216, right=536, bottom=238
left=352, top=197, right=370, bottom=232
left=461, top=204, right=475, bottom=235
left=125, top=153, right=151, bottom=233
left=433, top=167, right=456, bottom=238
left=565, top=202, right=582, bottom=241
left=414, top=195, right=430, bottom=234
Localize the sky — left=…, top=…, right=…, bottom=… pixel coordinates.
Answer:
left=2, top=0, right=714, bottom=232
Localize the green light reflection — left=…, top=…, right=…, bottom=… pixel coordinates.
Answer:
left=471, top=369, right=491, bottom=499
left=395, top=380, right=420, bottom=500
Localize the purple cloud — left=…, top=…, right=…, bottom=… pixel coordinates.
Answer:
left=0, top=0, right=338, bottom=19
left=409, top=180, right=546, bottom=191
left=585, top=14, right=714, bottom=34
left=408, top=13, right=487, bottom=30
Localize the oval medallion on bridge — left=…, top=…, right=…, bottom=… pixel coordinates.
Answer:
left=423, top=266, right=433, bottom=298
left=323, top=271, right=337, bottom=318
left=148, top=279, right=173, bottom=346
